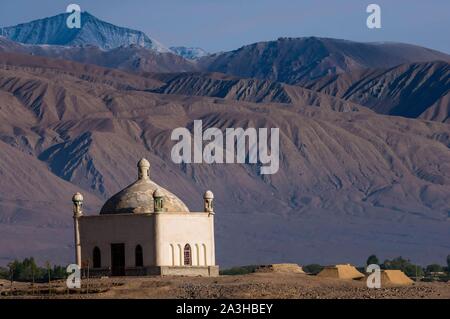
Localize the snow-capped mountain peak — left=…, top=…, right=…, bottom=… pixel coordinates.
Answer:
left=2, top=11, right=170, bottom=52
left=170, top=46, right=209, bottom=60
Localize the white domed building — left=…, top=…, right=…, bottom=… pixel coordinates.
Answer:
left=72, top=158, right=218, bottom=277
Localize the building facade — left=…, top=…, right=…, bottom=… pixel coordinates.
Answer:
left=72, top=158, right=218, bottom=277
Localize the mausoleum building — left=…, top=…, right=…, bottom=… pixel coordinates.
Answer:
left=71, top=158, right=218, bottom=277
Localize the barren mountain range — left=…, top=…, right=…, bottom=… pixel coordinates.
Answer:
left=303, top=61, right=450, bottom=122
left=0, top=12, right=449, bottom=267
left=198, top=37, right=450, bottom=84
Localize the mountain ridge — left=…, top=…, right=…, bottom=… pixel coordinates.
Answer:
left=0, top=13, right=450, bottom=267
left=0, top=58, right=449, bottom=266
left=198, top=37, right=450, bottom=84
left=302, top=61, right=450, bottom=122
left=150, top=72, right=368, bottom=113
left=2, top=11, right=170, bottom=52
left=0, top=37, right=198, bottom=73
left=170, top=46, right=209, bottom=60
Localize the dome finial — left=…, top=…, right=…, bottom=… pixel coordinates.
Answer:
left=138, top=158, right=150, bottom=180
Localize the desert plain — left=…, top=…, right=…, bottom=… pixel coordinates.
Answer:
left=1, top=272, right=449, bottom=299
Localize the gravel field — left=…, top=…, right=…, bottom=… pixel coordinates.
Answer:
left=1, top=273, right=449, bottom=299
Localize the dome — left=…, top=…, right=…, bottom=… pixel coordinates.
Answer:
left=72, top=192, right=84, bottom=202
left=138, top=158, right=150, bottom=168
left=153, top=188, right=164, bottom=198
left=204, top=190, right=214, bottom=199
left=100, top=159, right=189, bottom=214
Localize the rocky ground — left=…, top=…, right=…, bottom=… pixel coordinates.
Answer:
left=1, top=273, right=449, bottom=299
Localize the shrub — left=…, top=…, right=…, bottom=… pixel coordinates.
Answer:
left=220, top=265, right=258, bottom=276
left=425, top=264, right=444, bottom=274
left=382, top=256, right=424, bottom=278
left=447, top=255, right=450, bottom=273
left=303, top=264, right=324, bottom=275
left=0, top=266, right=8, bottom=279
left=366, top=255, right=379, bottom=266
left=6, top=258, right=66, bottom=282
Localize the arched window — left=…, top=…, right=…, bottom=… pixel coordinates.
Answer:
left=184, top=244, right=192, bottom=266
left=135, top=245, right=143, bottom=267
left=93, top=247, right=101, bottom=268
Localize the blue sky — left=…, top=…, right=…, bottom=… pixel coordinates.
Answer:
left=0, top=0, right=449, bottom=53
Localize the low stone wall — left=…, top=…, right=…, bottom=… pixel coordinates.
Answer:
left=82, top=266, right=219, bottom=277
left=256, top=263, right=304, bottom=273
left=125, top=267, right=161, bottom=276
left=83, top=267, right=110, bottom=278
left=160, top=266, right=219, bottom=277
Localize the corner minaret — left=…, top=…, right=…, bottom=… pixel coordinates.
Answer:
left=72, top=192, right=84, bottom=267
left=153, top=189, right=164, bottom=212
left=204, top=190, right=214, bottom=214
left=204, top=190, right=216, bottom=266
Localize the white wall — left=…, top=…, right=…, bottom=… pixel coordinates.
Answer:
left=79, top=212, right=216, bottom=269
left=79, top=214, right=155, bottom=268
left=155, top=213, right=215, bottom=267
